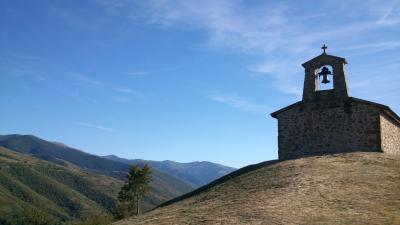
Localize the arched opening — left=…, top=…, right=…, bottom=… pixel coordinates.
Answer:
left=316, top=65, right=333, bottom=91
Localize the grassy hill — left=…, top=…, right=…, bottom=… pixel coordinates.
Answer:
left=113, top=152, right=400, bottom=225
left=0, top=146, right=122, bottom=224
left=103, top=155, right=236, bottom=188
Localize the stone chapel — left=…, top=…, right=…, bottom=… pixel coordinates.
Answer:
left=271, top=45, right=400, bottom=160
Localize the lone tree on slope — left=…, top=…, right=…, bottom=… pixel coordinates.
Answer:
left=118, top=164, right=152, bottom=216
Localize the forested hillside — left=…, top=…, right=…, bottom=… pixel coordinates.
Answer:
left=0, top=134, right=194, bottom=203
left=0, top=146, right=121, bottom=224
left=0, top=135, right=194, bottom=224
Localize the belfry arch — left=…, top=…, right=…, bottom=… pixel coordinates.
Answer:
left=301, top=45, right=349, bottom=102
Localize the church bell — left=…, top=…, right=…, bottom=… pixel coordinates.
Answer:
left=318, top=66, right=331, bottom=84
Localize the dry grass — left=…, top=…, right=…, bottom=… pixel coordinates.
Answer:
left=113, top=152, right=400, bottom=225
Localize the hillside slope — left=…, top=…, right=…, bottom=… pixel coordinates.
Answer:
left=103, top=155, right=236, bottom=188
left=114, top=152, right=400, bottom=225
left=0, top=134, right=129, bottom=177
left=0, top=134, right=194, bottom=211
left=0, top=146, right=122, bottom=224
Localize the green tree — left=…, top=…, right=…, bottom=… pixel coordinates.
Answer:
left=117, top=164, right=152, bottom=216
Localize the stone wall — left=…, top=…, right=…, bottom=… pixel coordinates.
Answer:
left=276, top=99, right=381, bottom=159
left=380, top=114, right=400, bottom=155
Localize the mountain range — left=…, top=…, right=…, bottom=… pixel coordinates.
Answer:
left=103, top=155, right=235, bottom=188
left=0, top=134, right=235, bottom=224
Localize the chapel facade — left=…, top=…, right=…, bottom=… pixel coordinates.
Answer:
left=271, top=45, right=400, bottom=160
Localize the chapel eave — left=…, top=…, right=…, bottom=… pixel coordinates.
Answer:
left=270, top=101, right=302, bottom=118
left=270, top=97, right=400, bottom=126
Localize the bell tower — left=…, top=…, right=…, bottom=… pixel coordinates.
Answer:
left=301, top=44, right=349, bottom=102
left=271, top=45, right=400, bottom=160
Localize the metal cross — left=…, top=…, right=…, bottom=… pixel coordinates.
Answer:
left=321, top=44, right=328, bottom=54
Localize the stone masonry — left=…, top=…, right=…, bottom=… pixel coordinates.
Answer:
left=271, top=47, right=400, bottom=160
left=380, top=114, right=400, bottom=155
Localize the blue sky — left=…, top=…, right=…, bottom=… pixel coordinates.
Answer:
left=0, top=0, right=399, bottom=168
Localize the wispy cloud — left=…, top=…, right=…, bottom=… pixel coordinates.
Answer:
left=98, top=0, right=400, bottom=100
left=0, top=57, right=137, bottom=104
left=337, top=41, right=400, bottom=52
left=110, top=95, right=132, bottom=103
left=379, top=0, right=400, bottom=22
left=111, top=87, right=143, bottom=103
left=127, top=65, right=184, bottom=77
left=0, top=56, right=105, bottom=89
left=209, top=93, right=269, bottom=112
left=50, top=5, right=102, bottom=31
left=76, top=122, right=113, bottom=132
left=128, top=71, right=147, bottom=77
left=114, top=87, right=140, bottom=95
left=73, top=73, right=104, bottom=87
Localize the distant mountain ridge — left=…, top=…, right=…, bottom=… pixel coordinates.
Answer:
left=0, top=134, right=235, bottom=210
left=0, top=133, right=236, bottom=223
left=103, top=155, right=236, bottom=188
left=0, top=134, right=128, bottom=176
left=0, top=134, right=193, bottom=212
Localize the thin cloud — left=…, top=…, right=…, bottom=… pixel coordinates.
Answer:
left=209, top=93, right=269, bottom=112
left=1, top=55, right=145, bottom=105
left=73, top=74, right=104, bottom=87
left=128, top=71, right=147, bottom=77
left=336, top=41, right=400, bottom=52
left=112, top=87, right=143, bottom=102
left=110, top=87, right=142, bottom=103
left=379, top=0, right=400, bottom=22
left=114, top=87, right=140, bottom=95
left=50, top=6, right=101, bottom=31
left=77, top=122, right=113, bottom=132
left=97, top=0, right=399, bottom=95
left=110, top=94, right=134, bottom=103
left=127, top=65, right=184, bottom=77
